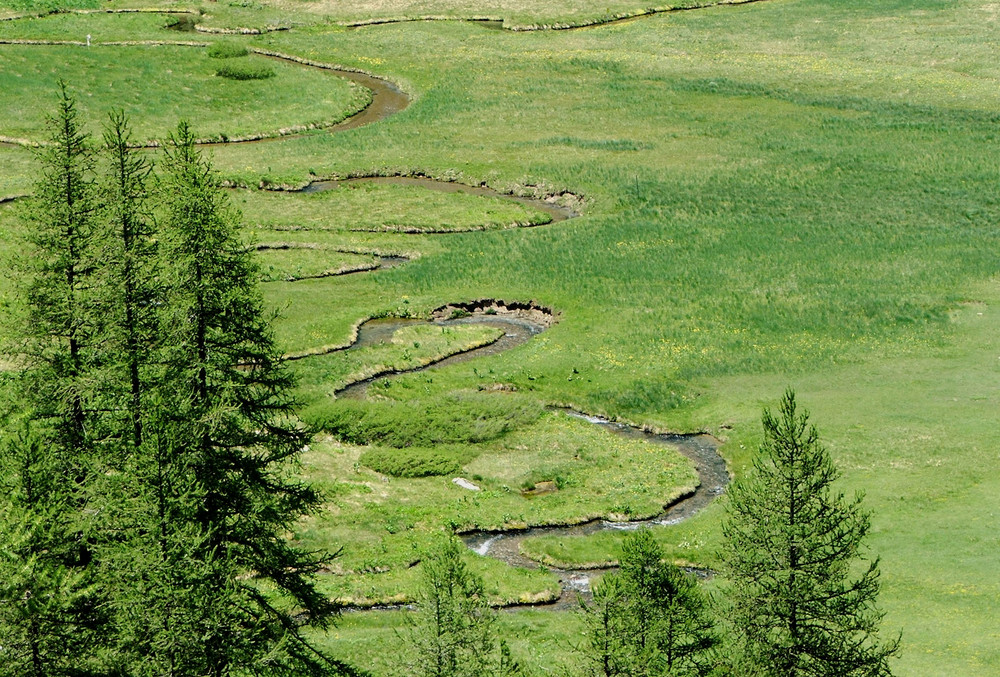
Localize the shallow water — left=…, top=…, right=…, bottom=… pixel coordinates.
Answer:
left=335, top=314, right=546, bottom=398
left=461, top=410, right=726, bottom=609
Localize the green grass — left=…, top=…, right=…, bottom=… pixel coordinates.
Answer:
left=359, top=444, right=474, bottom=478
left=207, top=41, right=249, bottom=59
left=0, top=0, right=98, bottom=14
left=258, top=246, right=377, bottom=281
left=304, top=389, right=543, bottom=446
left=310, top=608, right=587, bottom=676
left=0, top=45, right=369, bottom=143
left=296, top=410, right=697, bottom=604
left=237, top=182, right=551, bottom=233
left=291, top=323, right=505, bottom=394
left=1, top=0, right=999, bottom=673
left=0, top=0, right=761, bottom=30
left=215, top=61, right=274, bottom=79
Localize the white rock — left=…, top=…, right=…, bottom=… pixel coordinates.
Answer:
left=452, top=477, right=481, bottom=491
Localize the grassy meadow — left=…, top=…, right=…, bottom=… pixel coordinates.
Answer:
left=1, top=0, right=999, bottom=674
left=0, top=42, right=369, bottom=143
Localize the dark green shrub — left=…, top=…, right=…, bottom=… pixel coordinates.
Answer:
left=303, top=391, right=542, bottom=447
left=208, top=42, right=249, bottom=59
left=216, top=63, right=274, bottom=80
left=7, top=0, right=98, bottom=10
left=360, top=445, right=475, bottom=478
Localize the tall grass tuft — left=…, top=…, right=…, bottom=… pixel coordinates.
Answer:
left=216, top=62, right=274, bottom=80
left=207, top=41, right=249, bottom=59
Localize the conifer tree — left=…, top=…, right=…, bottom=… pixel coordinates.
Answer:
left=409, top=534, right=520, bottom=677
left=93, top=109, right=159, bottom=452
left=0, top=83, right=106, bottom=675
left=0, top=423, right=101, bottom=677
left=18, top=80, right=98, bottom=469
left=2, top=94, right=345, bottom=676
left=581, top=574, right=631, bottom=677
left=87, top=112, right=187, bottom=676
left=581, top=529, right=718, bottom=677
left=148, top=121, right=337, bottom=676
left=720, top=390, right=900, bottom=677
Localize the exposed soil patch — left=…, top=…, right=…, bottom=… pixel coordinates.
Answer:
left=432, top=298, right=557, bottom=328
left=521, top=480, right=558, bottom=498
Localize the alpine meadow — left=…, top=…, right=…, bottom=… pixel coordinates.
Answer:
left=0, top=0, right=997, bottom=675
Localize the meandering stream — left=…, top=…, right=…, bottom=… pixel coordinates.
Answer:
left=0, top=18, right=731, bottom=610
left=277, top=173, right=728, bottom=607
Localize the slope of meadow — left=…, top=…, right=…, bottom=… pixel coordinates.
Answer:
left=0, top=1, right=997, bottom=674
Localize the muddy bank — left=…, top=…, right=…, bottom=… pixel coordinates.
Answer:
left=248, top=49, right=409, bottom=135
left=283, top=300, right=552, bottom=365
left=164, top=13, right=197, bottom=32
left=292, top=300, right=726, bottom=610
left=337, top=0, right=769, bottom=31
left=195, top=24, right=289, bottom=35
left=462, top=409, right=727, bottom=609
left=0, top=6, right=286, bottom=34
left=0, top=7, right=199, bottom=22
left=342, top=15, right=502, bottom=29
left=432, top=298, right=556, bottom=328
left=334, top=408, right=727, bottom=612
left=508, top=0, right=769, bottom=31
left=2, top=0, right=768, bottom=33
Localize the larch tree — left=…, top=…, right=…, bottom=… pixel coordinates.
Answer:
left=87, top=111, right=183, bottom=676
left=149, top=121, right=338, bottom=676
left=1, top=90, right=349, bottom=676
left=0, top=423, right=101, bottom=677
left=581, top=529, right=719, bottom=677
left=0, top=81, right=105, bottom=677
left=18, top=80, right=99, bottom=471
left=581, top=573, right=632, bottom=677
left=720, top=390, right=900, bottom=677
left=92, top=109, right=160, bottom=454
left=409, top=534, right=521, bottom=677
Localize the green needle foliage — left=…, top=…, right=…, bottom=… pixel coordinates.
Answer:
left=581, top=529, right=719, bottom=677
left=0, top=423, right=101, bottom=677
left=18, top=80, right=98, bottom=465
left=137, top=120, right=339, bottom=676
left=0, top=83, right=106, bottom=675
left=406, top=535, right=522, bottom=677
left=1, top=94, right=345, bottom=675
left=94, top=108, right=159, bottom=452
left=720, top=390, right=900, bottom=677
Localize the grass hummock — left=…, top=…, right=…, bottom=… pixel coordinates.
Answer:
left=207, top=41, right=249, bottom=59
left=216, top=62, right=275, bottom=80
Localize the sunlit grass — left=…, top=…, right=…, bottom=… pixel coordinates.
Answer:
left=1, top=1, right=999, bottom=673
left=0, top=44, right=369, bottom=143
left=296, top=410, right=696, bottom=604
left=236, top=182, right=550, bottom=232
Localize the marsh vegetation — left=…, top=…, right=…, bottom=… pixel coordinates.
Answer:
left=0, top=0, right=997, bottom=674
